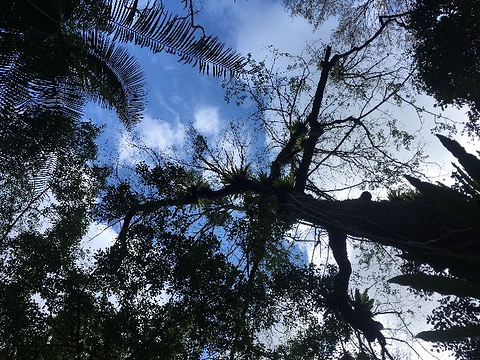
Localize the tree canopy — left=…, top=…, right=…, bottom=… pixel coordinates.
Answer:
left=1, top=1, right=480, bottom=359
left=408, top=0, right=480, bottom=132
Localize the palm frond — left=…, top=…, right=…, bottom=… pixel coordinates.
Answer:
left=28, top=78, right=86, bottom=120
left=0, top=30, right=44, bottom=113
left=107, top=0, right=250, bottom=77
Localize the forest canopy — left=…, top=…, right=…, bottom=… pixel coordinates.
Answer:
left=1, top=0, right=480, bottom=359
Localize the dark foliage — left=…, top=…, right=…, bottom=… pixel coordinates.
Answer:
left=408, top=0, right=480, bottom=131
left=394, top=135, right=480, bottom=357
left=0, top=0, right=249, bottom=126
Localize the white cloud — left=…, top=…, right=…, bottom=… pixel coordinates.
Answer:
left=194, top=106, right=220, bottom=135
left=155, top=91, right=181, bottom=120
left=118, top=115, right=185, bottom=163
left=81, top=223, right=117, bottom=254
left=139, top=115, right=185, bottom=148
left=77, top=222, right=118, bottom=269
left=204, top=1, right=334, bottom=65
left=236, top=3, right=318, bottom=57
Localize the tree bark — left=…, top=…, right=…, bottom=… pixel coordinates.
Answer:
left=288, top=192, right=480, bottom=256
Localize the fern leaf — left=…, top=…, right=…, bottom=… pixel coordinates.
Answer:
left=107, top=1, right=249, bottom=77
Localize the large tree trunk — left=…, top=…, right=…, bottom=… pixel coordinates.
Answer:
left=287, top=192, right=480, bottom=345
left=289, top=193, right=480, bottom=256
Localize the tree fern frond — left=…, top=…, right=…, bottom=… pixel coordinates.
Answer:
left=82, top=31, right=146, bottom=127
left=107, top=0, right=249, bottom=77
left=26, top=77, right=86, bottom=120
left=0, top=30, right=146, bottom=127
left=1, top=0, right=249, bottom=130
left=30, top=154, right=57, bottom=198
left=0, top=31, right=43, bottom=113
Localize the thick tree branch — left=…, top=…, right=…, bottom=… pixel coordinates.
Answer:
left=290, top=193, right=479, bottom=256
left=294, top=46, right=334, bottom=191
left=333, top=17, right=394, bottom=62
left=328, top=229, right=351, bottom=294
left=327, top=228, right=387, bottom=346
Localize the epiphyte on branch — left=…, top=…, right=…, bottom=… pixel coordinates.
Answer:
left=359, top=191, right=372, bottom=201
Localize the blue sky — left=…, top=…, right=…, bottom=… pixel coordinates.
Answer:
left=87, top=0, right=335, bottom=167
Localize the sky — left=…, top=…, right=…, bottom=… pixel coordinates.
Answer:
left=88, top=0, right=472, bottom=183
left=90, top=0, right=335, bottom=165
left=80, top=1, right=470, bottom=358
left=83, top=0, right=329, bottom=255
